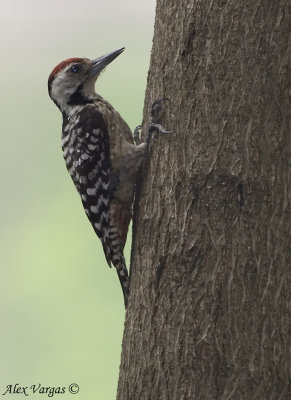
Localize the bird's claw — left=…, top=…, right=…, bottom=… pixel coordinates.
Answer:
left=149, top=123, right=171, bottom=135
left=133, top=124, right=142, bottom=145
left=134, top=98, right=171, bottom=147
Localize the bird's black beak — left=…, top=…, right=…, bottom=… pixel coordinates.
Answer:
left=89, top=47, right=125, bottom=78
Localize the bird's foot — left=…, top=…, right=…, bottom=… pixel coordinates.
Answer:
left=146, top=98, right=171, bottom=145
left=146, top=123, right=171, bottom=145
left=133, top=124, right=142, bottom=145
left=133, top=98, right=171, bottom=147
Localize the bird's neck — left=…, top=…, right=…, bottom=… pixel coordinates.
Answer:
left=61, top=93, right=103, bottom=118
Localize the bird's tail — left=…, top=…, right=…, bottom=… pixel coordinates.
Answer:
left=101, top=236, right=129, bottom=307
left=108, top=200, right=131, bottom=307
left=114, top=255, right=129, bottom=308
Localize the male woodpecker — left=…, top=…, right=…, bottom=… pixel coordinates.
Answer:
left=48, top=47, right=169, bottom=307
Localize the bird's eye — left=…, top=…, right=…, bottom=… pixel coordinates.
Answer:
left=70, top=64, right=80, bottom=74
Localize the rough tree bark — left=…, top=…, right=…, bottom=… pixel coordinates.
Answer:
left=117, top=1, right=291, bottom=399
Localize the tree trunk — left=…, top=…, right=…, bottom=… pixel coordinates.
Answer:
left=117, top=1, right=291, bottom=399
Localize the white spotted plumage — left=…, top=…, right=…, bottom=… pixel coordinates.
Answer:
left=48, top=49, right=148, bottom=307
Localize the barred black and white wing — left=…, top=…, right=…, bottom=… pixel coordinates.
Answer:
left=62, top=105, right=112, bottom=265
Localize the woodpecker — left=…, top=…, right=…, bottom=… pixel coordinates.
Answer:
left=48, top=47, right=169, bottom=307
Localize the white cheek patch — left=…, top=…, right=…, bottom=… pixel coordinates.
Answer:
left=50, top=69, right=79, bottom=113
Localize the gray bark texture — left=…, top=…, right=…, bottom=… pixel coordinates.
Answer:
left=117, top=0, right=291, bottom=399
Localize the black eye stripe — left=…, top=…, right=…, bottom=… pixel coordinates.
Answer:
left=70, top=64, right=80, bottom=74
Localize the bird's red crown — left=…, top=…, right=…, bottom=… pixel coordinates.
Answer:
left=48, top=57, right=83, bottom=83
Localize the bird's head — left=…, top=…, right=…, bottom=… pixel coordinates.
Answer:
left=48, top=47, right=124, bottom=115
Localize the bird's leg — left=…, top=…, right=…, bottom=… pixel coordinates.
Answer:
left=145, top=98, right=171, bottom=146
left=133, top=124, right=142, bottom=145
left=133, top=98, right=171, bottom=148
left=146, top=122, right=171, bottom=145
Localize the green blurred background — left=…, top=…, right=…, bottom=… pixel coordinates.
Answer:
left=0, top=1, right=155, bottom=398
